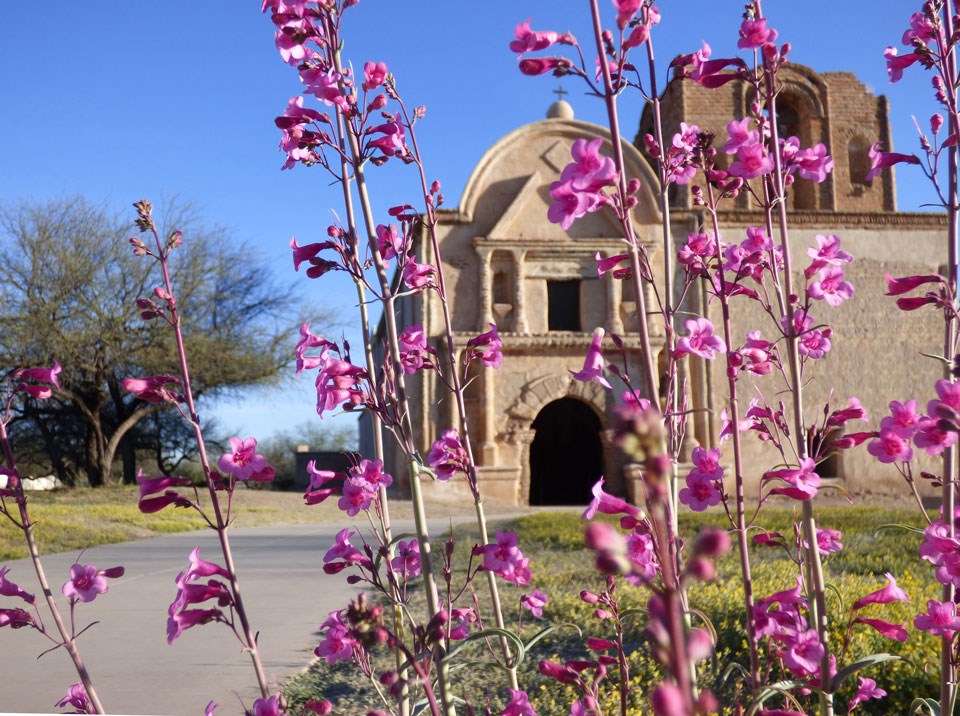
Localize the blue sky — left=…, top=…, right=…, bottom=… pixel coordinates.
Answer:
left=0, top=2, right=941, bottom=446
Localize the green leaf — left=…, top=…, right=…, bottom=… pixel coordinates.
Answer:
left=875, top=523, right=927, bottom=537
left=442, top=627, right=526, bottom=669
left=619, top=607, right=648, bottom=622
left=824, top=581, right=845, bottom=613
left=685, top=608, right=718, bottom=646
left=746, top=680, right=820, bottom=716
left=909, top=697, right=941, bottom=716
left=523, top=622, right=583, bottom=654
left=831, top=653, right=906, bottom=692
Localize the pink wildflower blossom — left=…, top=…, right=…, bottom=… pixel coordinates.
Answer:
left=847, top=676, right=887, bottom=713
left=62, top=563, right=124, bottom=603
left=808, top=267, right=854, bottom=306
left=501, top=689, right=537, bottom=716
left=362, top=61, right=388, bottom=91
left=466, top=323, right=503, bottom=369
left=884, top=46, right=922, bottom=83
left=737, top=18, right=778, bottom=49
left=570, top=328, right=612, bottom=388
left=482, top=531, right=532, bottom=586
left=315, top=610, right=358, bottom=664
left=679, top=471, right=721, bottom=512
left=852, top=572, right=910, bottom=610
left=865, top=140, right=920, bottom=181
left=915, top=600, right=960, bottom=639
left=390, top=539, right=422, bottom=580
left=728, top=141, right=773, bottom=179
left=217, top=437, right=268, bottom=480
left=54, top=684, right=92, bottom=714
left=676, top=318, right=725, bottom=360
left=867, top=430, right=914, bottom=463
left=521, top=589, right=548, bottom=618
left=428, top=429, right=470, bottom=481
left=398, top=324, right=430, bottom=374
left=0, top=567, right=34, bottom=604
left=122, top=375, right=182, bottom=403
left=782, top=628, right=824, bottom=676
left=401, top=257, right=437, bottom=291
left=880, top=399, right=920, bottom=437
left=510, top=19, right=561, bottom=57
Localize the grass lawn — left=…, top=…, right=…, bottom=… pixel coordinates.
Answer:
left=0, top=486, right=339, bottom=561
left=282, top=507, right=941, bottom=716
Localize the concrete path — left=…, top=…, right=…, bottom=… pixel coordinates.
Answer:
left=0, top=519, right=470, bottom=716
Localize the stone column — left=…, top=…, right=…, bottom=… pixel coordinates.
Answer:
left=606, top=261, right=624, bottom=334
left=514, top=428, right=537, bottom=505
left=478, top=247, right=493, bottom=327
left=512, top=249, right=528, bottom=333
left=480, top=366, right=499, bottom=465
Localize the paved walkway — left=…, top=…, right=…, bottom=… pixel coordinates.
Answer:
left=0, top=518, right=489, bottom=716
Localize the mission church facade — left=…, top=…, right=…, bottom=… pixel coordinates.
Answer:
left=376, top=64, right=948, bottom=507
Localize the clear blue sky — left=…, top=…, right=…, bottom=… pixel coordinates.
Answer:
left=0, top=2, right=940, bottom=446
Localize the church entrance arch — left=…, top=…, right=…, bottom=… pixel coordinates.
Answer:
left=529, top=398, right=604, bottom=505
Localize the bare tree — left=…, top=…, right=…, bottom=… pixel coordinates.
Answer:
left=0, top=196, right=314, bottom=486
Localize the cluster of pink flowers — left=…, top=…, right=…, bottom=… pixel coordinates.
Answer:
left=465, top=323, right=504, bottom=369
left=0, top=566, right=36, bottom=630
left=547, top=138, right=619, bottom=230
left=166, top=548, right=233, bottom=645
left=678, top=447, right=725, bottom=511
left=675, top=317, right=725, bottom=361
left=322, top=528, right=371, bottom=576
left=479, top=531, right=532, bottom=586
left=338, top=459, right=393, bottom=517
left=427, top=429, right=470, bottom=481
left=867, top=382, right=960, bottom=464
left=315, top=610, right=359, bottom=665
left=295, top=324, right=369, bottom=418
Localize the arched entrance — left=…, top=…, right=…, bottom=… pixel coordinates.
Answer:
left=529, top=398, right=604, bottom=505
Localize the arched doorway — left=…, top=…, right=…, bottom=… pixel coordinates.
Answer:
left=529, top=398, right=604, bottom=505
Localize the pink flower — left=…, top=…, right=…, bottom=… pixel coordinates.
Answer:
left=375, top=223, right=405, bottom=261
left=521, top=589, right=548, bottom=618
left=764, top=457, right=820, bottom=500
left=884, top=272, right=944, bottom=296
left=466, top=323, right=503, bottom=369
left=793, top=144, right=834, bottom=183
left=626, top=528, right=659, bottom=581
left=570, top=328, right=612, bottom=389
left=136, top=469, right=195, bottom=514
left=808, top=267, right=854, bottom=306
left=0, top=566, right=34, bottom=605
left=401, top=257, right=437, bottom=291
left=737, top=18, right=778, bottom=49
left=690, top=446, right=723, bottom=480
left=323, top=529, right=370, bottom=572
left=54, top=684, right=92, bottom=714
left=390, top=539, right=422, bottom=580
left=561, top=138, right=618, bottom=193
left=428, top=429, right=470, bottom=481
left=166, top=608, right=224, bottom=644
left=315, top=611, right=358, bottom=664
left=362, top=61, right=388, bottom=91
left=182, top=547, right=231, bottom=583
left=676, top=318, right=726, bottom=360
left=251, top=695, right=282, bottom=716
left=884, top=46, right=922, bottom=83
left=728, top=141, right=773, bottom=179
left=217, top=437, right=267, bottom=480
left=299, top=67, right=348, bottom=109
left=853, top=616, right=909, bottom=642
left=865, top=141, right=920, bottom=181
left=808, top=235, right=853, bottom=265
left=583, top=476, right=642, bottom=522
left=782, top=628, right=824, bottom=676
left=915, top=416, right=958, bottom=457
left=482, top=531, right=532, bottom=586
left=62, top=563, right=124, bottom=603
left=294, top=323, right=336, bottom=376
left=852, top=572, right=910, bottom=610
left=17, top=362, right=61, bottom=391
left=880, top=399, right=920, bottom=437
left=915, top=600, right=960, bottom=640
left=0, top=607, right=35, bottom=629
left=867, top=430, right=914, bottom=463
left=501, top=689, right=537, bottom=716
left=338, top=478, right=375, bottom=516
left=847, top=676, right=887, bottom=713
left=367, top=120, right=406, bottom=158
left=816, top=529, right=844, bottom=555
left=510, top=19, right=560, bottom=57
left=547, top=179, right=600, bottom=230
left=519, top=57, right=572, bottom=76
left=612, top=0, right=642, bottom=29
left=649, top=682, right=686, bottom=716
left=399, top=324, right=430, bottom=374
left=122, top=375, right=182, bottom=403
left=679, top=471, right=721, bottom=512
left=315, top=356, right=367, bottom=416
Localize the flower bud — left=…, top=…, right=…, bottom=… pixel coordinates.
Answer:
left=580, top=590, right=600, bottom=604
left=684, top=555, right=716, bottom=582
left=693, top=528, right=731, bottom=557
left=932, top=113, right=944, bottom=133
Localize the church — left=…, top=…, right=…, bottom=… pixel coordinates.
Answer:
left=376, top=63, right=948, bottom=507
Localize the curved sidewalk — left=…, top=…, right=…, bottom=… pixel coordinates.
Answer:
left=1, top=522, right=396, bottom=715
